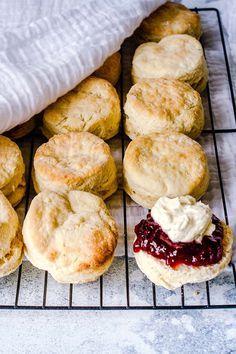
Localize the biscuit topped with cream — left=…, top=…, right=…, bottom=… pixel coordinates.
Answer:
left=133, top=196, right=233, bottom=289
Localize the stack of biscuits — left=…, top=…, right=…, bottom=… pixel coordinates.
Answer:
left=0, top=2, right=233, bottom=290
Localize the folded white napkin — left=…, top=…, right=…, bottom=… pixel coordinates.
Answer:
left=0, top=0, right=165, bottom=133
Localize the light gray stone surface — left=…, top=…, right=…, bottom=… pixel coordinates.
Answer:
left=0, top=309, right=236, bottom=353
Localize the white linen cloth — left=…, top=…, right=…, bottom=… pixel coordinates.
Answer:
left=0, top=0, right=165, bottom=133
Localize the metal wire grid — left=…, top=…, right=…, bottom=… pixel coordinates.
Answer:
left=0, top=7, right=236, bottom=310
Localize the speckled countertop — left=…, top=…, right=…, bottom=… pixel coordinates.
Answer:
left=0, top=309, right=236, bottom=353
left=0, top=0, right=236, bottom=353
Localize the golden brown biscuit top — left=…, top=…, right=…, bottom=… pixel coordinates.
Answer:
left=125, top=78, right=202, bottom=120
left=34, top=132, right=113, bottom=186
left=23, top=190, right=118, bottom=271
left=0, top=135, right=24, bottom=189
left=140, top=2, right=202, bottom=40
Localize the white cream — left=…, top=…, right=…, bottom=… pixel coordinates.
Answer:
left=151, top=196, right=215, bottom=243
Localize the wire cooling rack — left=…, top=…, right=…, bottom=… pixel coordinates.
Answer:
left=0, top=7, right=236, bottom=310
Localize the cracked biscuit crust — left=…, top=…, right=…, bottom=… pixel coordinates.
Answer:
left=132, top=34, right=208, bottom=93
left=33, top=132, right=118, bottom=199
left=124, top=78, right=204, bottom=139
left=123, top=132, right=209, bottom=208
left=23, top=190, right=118, bottom=283
left=42, top=76, right=121, bottom=140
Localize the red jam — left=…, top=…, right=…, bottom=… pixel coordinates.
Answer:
left=133, top=213, right=223, bottom=268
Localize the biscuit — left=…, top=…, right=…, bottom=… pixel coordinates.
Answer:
left=0, top=135, right=25, bottom=198
left=22, top=190, right=118, bottom=284
left=7, top=175, right=26, bottom=207
left=5, top=117, right=36, bottom=140
left=0, top=229, right=24, bottom=278
left=134, top=221, right=233, bottom=290
left=0, top=191, right=19, bottom=258
left=123, top=132, right=209, bottom=208
left=42, top=77, right=121, bottom=140
left=124, top=79, right=204, bottom=139
left=0, top=191, right=23, bottom=277
left=93, top=52, right=121, bottom=86
left=137, top=2, right=202, bottom=42
left=132, top=35, right=208, bottom=93
left=33, top=132, right=118, bottom=199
